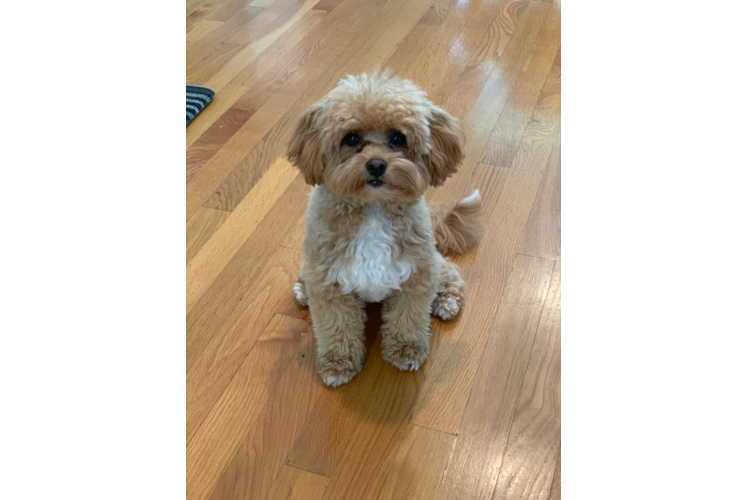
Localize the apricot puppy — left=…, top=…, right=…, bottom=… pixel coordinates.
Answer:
left=287, top=69, right=481, bottom=387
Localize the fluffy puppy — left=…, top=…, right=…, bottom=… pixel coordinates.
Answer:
left=287, top=69, right=481, bottom=387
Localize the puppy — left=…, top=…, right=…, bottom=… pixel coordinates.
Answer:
left=286, top=69, right=481, bottom=387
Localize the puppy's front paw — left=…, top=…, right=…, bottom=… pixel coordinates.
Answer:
left=431, top=295, right=461, bottom=320
left=382, top=336, right=430, bottom=371
left=317, top=350, right=364, bottom=387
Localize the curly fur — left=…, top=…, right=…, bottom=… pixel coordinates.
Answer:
left=287, top=69, right=481, bottom=386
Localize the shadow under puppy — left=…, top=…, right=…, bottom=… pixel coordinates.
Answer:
left=287, top=69, right=481, bottom=387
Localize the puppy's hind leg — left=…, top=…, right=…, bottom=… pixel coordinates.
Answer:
left=293, top=259, right=309, bottom=307
left=431, top=256, right=466, bottom=321
left=293, top=275, right=309, bottom=307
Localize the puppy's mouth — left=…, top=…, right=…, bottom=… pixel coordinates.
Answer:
left=367, top=178, right=384, bottom=188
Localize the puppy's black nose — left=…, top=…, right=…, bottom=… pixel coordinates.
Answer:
left=366, top=158, right=387, bottom=177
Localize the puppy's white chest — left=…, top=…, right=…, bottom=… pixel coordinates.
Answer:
left=326, top=206, right=415, bottom=302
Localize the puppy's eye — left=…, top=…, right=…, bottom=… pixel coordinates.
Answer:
left=343, top=132, right=361, bottom=147
left=390, top=131, right=406, bottom=147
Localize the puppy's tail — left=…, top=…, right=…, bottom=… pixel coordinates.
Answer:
left=430, top=190, right=482, bottom=254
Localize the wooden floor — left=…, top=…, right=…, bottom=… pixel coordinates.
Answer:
left=186, top=0, right=560, bottom=499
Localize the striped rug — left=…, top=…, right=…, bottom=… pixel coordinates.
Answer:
left=186, top=85, right=215, bottom=126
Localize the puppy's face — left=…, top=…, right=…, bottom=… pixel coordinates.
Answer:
left=287, top=70, right=464, bottom=202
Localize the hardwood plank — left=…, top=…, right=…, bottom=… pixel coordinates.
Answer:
left=334, top=0, right=389, bottom=34
left=187, top=19, right=225, bottom=49
left=419, top=0, right=453, bottom=25
left=280, top=214, right=306, bottom=251
left=250, top=0, right=276, bottom=7
left=187, top=3, right=270, bottom=83
left=285, top=306, right=386, bottom=477
left=187, top=106, right=254, bottom=182
left=434, top=255, right=555, bottom=500
left=187, top=314, right=310, bottom=500
left=227, top=8, right=326, bottom=89
left=208, top=334, right=325, bottom=500
left=186, top=173, right=310, bottom=366
left=377, top=425, right=456, bottom=500
left=187, top=158, right=298, bottom=313
left=320, top=361, right=426, bottom=500
left=312, top=0, right=344, bottom=14
left=186, top=84, right=250, bottom=149
left=268, top=466, right=329, bottom=500
left=447, top=0, right=527, bottom=65
left=186, top=92, right=300, bottom=222
left=202, top=0, right=321, bottom=92
left=542, top=46, right=560, bottom=96
left=436, top=60, right=495, bottom=121
left=415, top=0, right=528, bottom=103
left=479, top=4, right=561, bottom=167
left=385, top=2, right=470, bottom=90
left=518, top=142, right=560, bottom=260
left=187, top=0, right=211, bottom=18
left=226, top=0, right=320, bottom=45
left=429, top=0, right=532, bottom=107
left=427, top=1, right=551, bottom=206
left=548, top=449, right=560, bottom=500
left=186, top=1, right=277, bottom=80
left=207, top=1, right=262, bottom=23
left=411, top=67, right=561, bottom=433
left=186, top=206, right=231, bottom=265
left=186, top=247, right=304, bottom=443
left=491, top=261, right=561, bottom=500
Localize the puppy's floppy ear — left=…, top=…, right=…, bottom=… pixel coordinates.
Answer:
left=426, top=105, right=464, bottom=187
left=286, top=102, right=325, bottom=185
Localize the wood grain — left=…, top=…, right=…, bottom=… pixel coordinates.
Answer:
left=187, top=4, right=268, bottom=83
left=186, top=314, right=309, bottom=500
left=410, top=4, right=561, bottom=434
left=280, top=214, right=306, bottom=251
left=479, top=4, right=561, bottom=167
left=186, top=91, right=300, bottom=221
left=186, top=247, right=303, bottom=442
left=187, top=19, right=224, bottom=50
left=186, top=174, right=309, bottom=369
left=519, top=141, right=560, bottom=260
left=453, top=0, right=552, bottom=173
left=227, top=8, right=326, bottom=89
left=285, top=305, right=386, bottom=476
left=469, top=0, right=530, bottom=63
left=186, top=157, right=298, bottom=313
left=491, top=261, right=561, bottom=500
left=419, top=0, right=453, bottom=25
left=186, top=206, right=231, bottom=264
left=434, top=255, right=555, bottom=500
left=225, top=0, right=315, bottom=45
left=268, top=466, right=329, bottom=500
left=548, top=449, right=561, bottom=500
left=312, top=0, right=344, bottom=14
left=203, top=0, right=321, bottom=92
left=207, top=1, right=262, bottom=23
left=186, top=106, right=254, bottom=182
left=250, top=0, right=276, bottom=7
left=320, top=365, right=425, bottom=500
left=377, top=424, right=456, bottom=500
left=208, top=333, right=325, bottom=500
